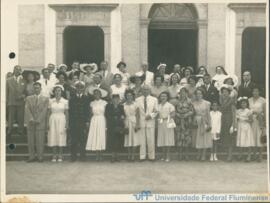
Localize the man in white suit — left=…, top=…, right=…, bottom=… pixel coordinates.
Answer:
left=135, top=63, right=154, bottom=86
left=136, top=85, right=158, bottom=161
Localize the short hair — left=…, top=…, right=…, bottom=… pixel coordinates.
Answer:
left=220, top=86, right=231, bottom=93
left=117, top=61, right=126, bottom=68
left=194, top=87, right=205, bottom=97
left=68, top=71, right=80, bottom=80
left=56, top=71, right=68, bottom=81
left=41, top=68, right=50, bottom=75
left=124, top=89, right=135, bottom=100
left=243, top=70, right=251, bottom=75
left=33, top=82, right=41, bottom=87
left=114, top=73, right=122, bottom=80
left=94, top=73, right=103, bottom=79
left=154, top=74, right=164, bottom=83
left=188, top=75, right=197, bottom=83
left=223, top=77, right=234, bottom=85
left=52, top=86, right=64, bottom=97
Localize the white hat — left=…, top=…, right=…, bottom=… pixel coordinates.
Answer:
left=223, top=74, right=238, bottom=87
left=80, top=63, right=98, bottom=73
left=88, top=87, right=108, bottom=98
left=74, top=81, right=85, bottom=87
left=53, top=84, right=64, bottom=91
left=157, top=63, right=167, bottom=70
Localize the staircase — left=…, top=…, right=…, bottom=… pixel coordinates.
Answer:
left=6, top=127, right=268, bottom=161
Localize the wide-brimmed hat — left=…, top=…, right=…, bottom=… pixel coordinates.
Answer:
left=22, top=70, right=40, bottom=82
left=223, top=74, right=238, bottom=87
left=181, top=66, right=194, bottom=74
left=157, top=63, right=167, bottom=70
left=88, top=87, right=108, bottom=98
left=129, top=74, right=146, bottom=84
left=80, top=63, right=98, bottom=73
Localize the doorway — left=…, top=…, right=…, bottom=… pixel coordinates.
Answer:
left=242, top=27, right=266, bottom=94
left=148, top=29, right=198, bottom=73
left=63, top=26, right=104, bottom=67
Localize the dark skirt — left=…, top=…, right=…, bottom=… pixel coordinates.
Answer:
left=107, top=127, right=125, bottom=152
left=220, top=111, right=235, bottom=147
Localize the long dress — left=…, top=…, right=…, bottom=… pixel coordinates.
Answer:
left=249, top=97, right=266, bottom=147
left=236, top=108, right=254, bottom=147
left=124, top=102, right=140, bottom=147
left=85, top=99, right=107, bottom=151
left=192, top=99, right=212, bottom=149
left=157, top=102, right=175, bottom=146
left=220, top=96, right=235, bottom=146
left=47, top=98, right=68, bottom=147
left=168, top=84, right=181, bottom=106
left=175, top=99, right=194, bottom=147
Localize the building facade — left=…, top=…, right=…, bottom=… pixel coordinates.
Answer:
left=5, top=2, right=267, bottom=85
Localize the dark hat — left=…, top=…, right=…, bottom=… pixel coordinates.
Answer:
left=22, top=70, right=40, bottom=82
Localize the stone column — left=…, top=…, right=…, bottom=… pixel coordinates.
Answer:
left=56, top=26, right=65, bottom=65
left=102, top=26, right=111, bottom=68
left=140, top=19, right=150, bottom=66
left=197, top=20, right=208, bottom=68
left=235, top=26, right=244, bottom=81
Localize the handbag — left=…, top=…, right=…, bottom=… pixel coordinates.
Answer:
left=167, top=115, right=176, bottom=129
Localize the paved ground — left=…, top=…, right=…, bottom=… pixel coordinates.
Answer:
left=6, top=160, right=268, bottom=194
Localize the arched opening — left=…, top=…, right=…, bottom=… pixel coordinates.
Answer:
left=63, top=26, right=104, bottom=67
left=148, top=4, right=198, bottom=73
left=242, top=27, right=266, bottom=95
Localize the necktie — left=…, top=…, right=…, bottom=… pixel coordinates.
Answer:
left=45, top=80, right=47, bottom=85
left=144, top=96, right=147, bottom=113
left=244, top=82, right=248, bottom=88
left=35, top=95, right=39, bottom=107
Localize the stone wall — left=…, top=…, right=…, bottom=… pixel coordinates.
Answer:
left=18, top=5, right=45, bottom=69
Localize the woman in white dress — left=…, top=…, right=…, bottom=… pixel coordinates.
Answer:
left=157, top=64, right=170, bottom=86
left=47, top=85, right=69, bottom=162
left=236, top=97, right=254, bottom=162
left=157, top=91, right=175, bottom=162
left=249, top=87, right=266, bottom=162
left=123, top=89, right=140, bottom=161
left=85, top=88, right=108, bottom=161
left=110, top=73, right=127, bottom=102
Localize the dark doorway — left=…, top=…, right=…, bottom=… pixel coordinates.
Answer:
left=148, top=29, right=198, bottom=74
left=64, top=26, right=104, bottom=67
left=242, top=27, right=266, bottom=93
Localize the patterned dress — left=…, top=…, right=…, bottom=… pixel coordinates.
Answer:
left=175, top=99, right=194, bottom=147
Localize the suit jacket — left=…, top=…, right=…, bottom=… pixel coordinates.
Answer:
left=238, top=81, right=257, bottom=98
left=136, top=95, right=158, bottom=128
left=201, top=84, right=219, bottom=104
left=6, top=76, right=26, bottom=106
left=69, top=94, right=91, bottom=125
left=97, top=70, right=114, bottom=87
left=24, top=95, right=49, bottom=130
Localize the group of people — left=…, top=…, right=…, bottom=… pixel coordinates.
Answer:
left=6, top=61, right=266, bottom=163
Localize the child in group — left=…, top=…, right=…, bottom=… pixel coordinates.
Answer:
left=209, top=101, right=222, bottom=161
left=236, top=97, right=254, bottom=162
left=157, top=91, right=176, bottom=162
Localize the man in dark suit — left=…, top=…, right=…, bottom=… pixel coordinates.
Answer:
left=238, top=71, right=257, bottom=98
left=6, top=65, right=26, bottom=135
left=69, top=81, right=92, bottom=162
left=201, top=73, right=219, bottom=104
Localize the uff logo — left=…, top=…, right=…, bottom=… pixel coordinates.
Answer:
left=133, top=190, right=152, bottom=201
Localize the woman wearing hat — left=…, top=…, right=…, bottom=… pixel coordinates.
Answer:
left=157, top=64, right=170, bottom=86
left=129, top=74, right=145, bottom=98
left=151, top=74, right=167, bottom=98
left=85, top=88, right=108, bottom=161
left=180, top=66, right=193, bottom=86
left=116, top=61, right=130, bottom=86
left=58, top=64, right=68, bottom=73
left=22, top=70, right=40, bottom=96
left=111, top=73, right=127, bottom=102
left=219, top=84, right=237, bottom=162
left=55, top=71, right=71, bottom=99
left=80, top=63, right=98, bottom=88
left=47, top=85, right=69, bottom=162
